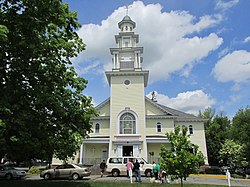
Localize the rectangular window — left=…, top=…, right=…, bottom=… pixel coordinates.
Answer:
left=123, top=37, right=130, bottom=47
left=157, top=124, right=162, bottom=133
left=109, top=158, right=122, bottom=164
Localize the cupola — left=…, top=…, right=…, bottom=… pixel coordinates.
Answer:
left=118, top=15, right=136, bottom=32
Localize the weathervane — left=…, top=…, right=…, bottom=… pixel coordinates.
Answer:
left=151, top=91, right=157, bottom=102
left=125, top=4, right=132, bottom=15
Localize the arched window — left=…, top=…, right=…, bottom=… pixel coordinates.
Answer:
left=95, top=123, right=100, bottom=134
left=120, top=113, right=136, bottom=134
left=189, top=125, right=194, bottom=135
left=156, top=122, right=162, bottom=133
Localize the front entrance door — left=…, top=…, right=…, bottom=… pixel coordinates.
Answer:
left=123, top=146, right=133, bottom=156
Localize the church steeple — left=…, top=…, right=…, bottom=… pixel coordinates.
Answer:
left=118, top=15, right=136, bottom=32
left=110, top=15, right=143, bottom=71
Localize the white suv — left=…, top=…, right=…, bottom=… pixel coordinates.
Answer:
left=106, top=157, right=153, bottom=177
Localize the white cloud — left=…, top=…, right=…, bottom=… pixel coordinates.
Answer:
left=213, top=50, right=250, bottom=83
left=243, top=36, right=250, bottom=43
left=73, top=1, right=223, bottom=83
left=146, top=90, right=215, bottom=115
left=216, top=0, right=239, bottom=10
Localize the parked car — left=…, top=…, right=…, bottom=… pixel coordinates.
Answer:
left=199, top=165, right=223, bottom=174
left=0, top=165, right=26, bottom=180
left=235, top=167, right=250, bottom=176
left=40, top=163, right=91, bottom=180
left=106, top=157, right=153, bottom=177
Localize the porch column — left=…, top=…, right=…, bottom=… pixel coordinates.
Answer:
left=79, top=144, right=83, bottom=164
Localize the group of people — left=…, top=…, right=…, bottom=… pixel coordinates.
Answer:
left=126, top=159, right=167, bottom=183
left=99, top=159, right=168, bottom=183
left=125, top=159, right=142, bottom=182
left=152, top=161, right=169, bottom=183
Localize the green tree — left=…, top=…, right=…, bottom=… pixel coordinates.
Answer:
left=0, top=0, right=97, bottom=163
left=219, top=139, right=247, bottom=170
left=198, top=107, right=215, bottom=129
left=160, top=126, right=204, bottom=187
left=0, top=24, right=8, bottom=42
left=199, top=108, right=230, bottom=166
left=229, top=107, right=250, bottom=163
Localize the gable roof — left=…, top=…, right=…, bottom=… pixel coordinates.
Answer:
left=93, top=97, right=205, bottom=122
left=145, top=96, right=205, bottom=122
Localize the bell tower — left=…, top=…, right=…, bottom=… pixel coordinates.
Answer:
left=106, top=15, right=149, bottom=158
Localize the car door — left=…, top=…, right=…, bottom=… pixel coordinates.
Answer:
left=64, top=164, right=75, bottom=178
left=0, top=166, right=5, bottom=177
left=54, top=165, right=65, bottom=178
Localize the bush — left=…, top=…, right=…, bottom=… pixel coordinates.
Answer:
left=231, top=173, right=245, bottom=179
left=28, top=167, right=40, bottom=174
left=205, top=166, right=222, bottom=174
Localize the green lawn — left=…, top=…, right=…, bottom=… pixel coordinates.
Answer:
left=0, top=181, right=232, bottom=187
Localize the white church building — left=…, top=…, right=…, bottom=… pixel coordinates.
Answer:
left=77, top=15, right=208, bottom=165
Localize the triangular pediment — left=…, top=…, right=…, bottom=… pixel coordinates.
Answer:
left=95, top=98, right=110, bottom=117
left=145, top=97, right=174, bottom=116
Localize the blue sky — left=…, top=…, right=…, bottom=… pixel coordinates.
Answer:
left=64, top=0, right=250, bottom=118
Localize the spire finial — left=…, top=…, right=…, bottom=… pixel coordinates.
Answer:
left=125, top=4, right=132, bottom=15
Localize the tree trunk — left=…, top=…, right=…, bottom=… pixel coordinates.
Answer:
left=180, top=177, right=183, bottom=187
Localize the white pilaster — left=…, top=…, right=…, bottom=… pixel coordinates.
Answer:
left=79, top=144, right=83, bottom=164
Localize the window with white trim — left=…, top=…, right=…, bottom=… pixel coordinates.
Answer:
left=120, top=113, right=136, bottom=134
left=156, top=122, right=162, bottom=133
left=189, top=125, right=194, bottom=135
left=95, top=123, right=100, bottom=133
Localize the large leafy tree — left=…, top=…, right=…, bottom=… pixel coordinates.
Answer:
left=160, top=126, right=204, bottom=187
left=229, top=107, right=250, bottom=164
left=219, top=139, right=247, bottom=170
left=199, top=108, right=230, bottom=166
left=0, top=0, right=96, bottom=163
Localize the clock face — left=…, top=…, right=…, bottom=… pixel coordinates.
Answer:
left=124, top=80, right=130, bottom=85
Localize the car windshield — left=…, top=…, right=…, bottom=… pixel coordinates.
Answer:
left=72, top=164, right=81, bottom=169
left=140, top=158, right=148, bottom=164
left=3, top=166, right=15, bottom=170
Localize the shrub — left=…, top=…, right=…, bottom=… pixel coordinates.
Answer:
left=205, top=167, right=222, bottom=174
left=28, top=167, right=40, bottom=174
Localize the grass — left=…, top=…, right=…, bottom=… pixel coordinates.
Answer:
left=0, top=180, right=233, bottom=187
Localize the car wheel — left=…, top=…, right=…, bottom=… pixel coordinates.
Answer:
left=145, top=169, right=152, bottom=177
left=5, top=173, right=13, bottom=180
left=112, top=169, right=120, bottom=177
left=72, top=173, right=79, bottom=180
left=43, top=173, right=51, bottom=180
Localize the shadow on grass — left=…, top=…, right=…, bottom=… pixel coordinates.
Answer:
left=0, top=180, right=231, bottom=187
left=0, top=180, right=92, bottom=187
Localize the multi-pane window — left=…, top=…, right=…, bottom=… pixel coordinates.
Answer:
left=156, top=122, right=162, bottom=133
left=95, top=123, right=100, bottom=133
left=120, top=113, right=136, bottom=134
left=189, top=125, right=194, bottom=135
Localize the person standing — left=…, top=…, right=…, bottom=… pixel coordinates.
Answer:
left=125, top=159, right=134, bottom=183
left=134, top=159, right=142, bottom=182
left=100, top=160, right=106, bottom=177
left=153, top=162, right=160, bottom=180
